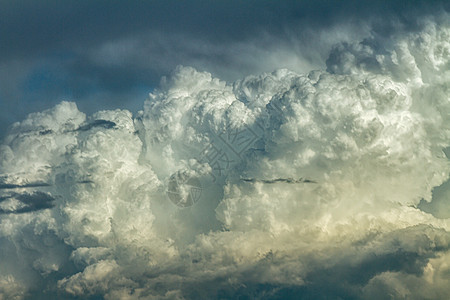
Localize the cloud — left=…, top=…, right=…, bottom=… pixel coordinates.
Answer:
left=2, top=0, right=449, bottom=144
left=0, top=14, right=449, bottom=299
left=0, top=191, right=55, bottom=215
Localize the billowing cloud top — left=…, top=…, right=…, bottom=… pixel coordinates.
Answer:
left=0, top=17, right=450, bottom=300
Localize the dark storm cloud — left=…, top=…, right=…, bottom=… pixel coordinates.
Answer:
left=0, top=0, right=300, bottom=62
left=2, top=0, right=449, bottom=59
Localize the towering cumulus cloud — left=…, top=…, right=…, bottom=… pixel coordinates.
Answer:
left=1, top=18, right=449, bottom=299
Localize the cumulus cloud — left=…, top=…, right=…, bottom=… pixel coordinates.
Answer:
left=3, top=0, right=449, bottom=144
left=0, top=16, right=449, bottom=300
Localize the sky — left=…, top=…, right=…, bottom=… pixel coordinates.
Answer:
left=1, top=0, right=448, bottom=139
left=1, top=1, right=450, bottom=299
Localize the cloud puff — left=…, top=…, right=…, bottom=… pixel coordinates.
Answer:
left=0, top=18, right=449, bottom=299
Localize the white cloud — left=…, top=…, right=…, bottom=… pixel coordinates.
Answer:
left=0, top=17, right=449, bottom=299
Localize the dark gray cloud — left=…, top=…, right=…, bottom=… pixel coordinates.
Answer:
left=1, top=0, right=448, bottom=59
left=0, top=191, right=55, bottom=214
